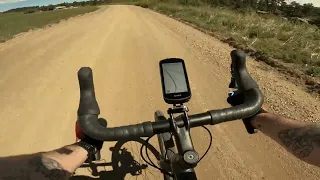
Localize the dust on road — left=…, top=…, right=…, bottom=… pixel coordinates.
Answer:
left=0, top=5, right=319, bottom=180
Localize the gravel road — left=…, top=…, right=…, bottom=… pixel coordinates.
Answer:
left=0, top=5, right=319, bottom=180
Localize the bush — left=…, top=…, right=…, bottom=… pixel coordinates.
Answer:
left=24, top=9, right=37, bottom=14
left=306, top=66, right=320, bottom=77
left=135, top=3, right=149, bottom=8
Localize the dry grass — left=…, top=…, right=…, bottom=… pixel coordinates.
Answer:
left=142, top=3, right=320, bottom=77
left=0, top=6, right=98, bottom=43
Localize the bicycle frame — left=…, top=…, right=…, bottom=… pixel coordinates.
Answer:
left=155, top=106, right=199, bottom=180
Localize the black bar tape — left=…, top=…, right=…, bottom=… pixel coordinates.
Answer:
left=77, top=67, right=154, bottom=141
left=208, top=89, right=263, bottom=125
left=77, top=67, right=100, bottom=116
left=152, top=112, right=212, bottom=134
left=78, top=114, right=154, bottom=141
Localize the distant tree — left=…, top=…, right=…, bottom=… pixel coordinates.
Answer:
left=24, top=9, right=36, bottom=14
left=73, top=1, right=80, bottom=6
left=278, top=0, right=287, bottom=12
left=258, top=0, right=266, bottom=11
left=39, top=6, right=48, bottom=11
left=285, top=1, right=303, bottom=17
left=301, top=3, right=314, bottom=16
left=222, top=0, right=232, bottom=6
left=270, top=0, right=278, bottom=12
left=243, top=0, right=258, bottom=9
left=47, top=5, right=55, bottom=11
left=250, top=0, right=259, bottom=9
left=235, top=0, right=244, bottom=8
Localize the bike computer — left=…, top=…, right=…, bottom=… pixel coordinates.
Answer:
left=159, top=58, right=191, bottom=104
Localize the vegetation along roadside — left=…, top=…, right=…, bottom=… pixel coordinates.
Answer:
left=133, top=1, right=319, bottom=95
left=0, top=6, right=98, bottom=43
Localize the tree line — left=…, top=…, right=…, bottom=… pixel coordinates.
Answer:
left=3, top=1, right=106, bottom=13
left=4, top=0, right=320, bottom=26
left=206, top=0, right=318, bottom=17
left=180, top=0, right=319, bottom=25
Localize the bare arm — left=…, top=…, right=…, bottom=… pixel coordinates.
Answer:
left=251, top=113, right=320, bottom=167
left=0, top=144, right=87, bottom=180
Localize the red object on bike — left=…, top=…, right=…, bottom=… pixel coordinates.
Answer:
left=262, top=106, right=267, bottom=111
left=75, top=121, right=85, bottom=142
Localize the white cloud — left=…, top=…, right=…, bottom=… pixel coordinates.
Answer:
left=0, top=0, right=27, bottom=4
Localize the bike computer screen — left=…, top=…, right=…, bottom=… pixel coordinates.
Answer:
left=159, top=58, right=191, bottom=104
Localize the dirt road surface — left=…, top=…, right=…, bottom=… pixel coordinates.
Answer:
left=0, top=5, right=319, bottom=180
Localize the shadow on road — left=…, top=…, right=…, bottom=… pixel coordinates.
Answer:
left=70, top=138, right=161, bottom=180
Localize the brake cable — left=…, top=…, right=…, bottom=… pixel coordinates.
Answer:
left=140, top=135, right=174, bottom=177
left=140, top=125, right=212, bottom=176
left=198, top=126, right=213, bottom=162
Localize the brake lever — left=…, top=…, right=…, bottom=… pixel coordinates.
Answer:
left=229, top=64, right=238, bottom=89
left=229, top=50, right=258, bottom=134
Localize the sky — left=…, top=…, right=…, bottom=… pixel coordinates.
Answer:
left=0, top=0, right=320, bottom=12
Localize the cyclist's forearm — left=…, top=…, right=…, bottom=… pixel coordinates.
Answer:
left=251, top=113, right=320, bottom=167
left=0, top=144, right=87, bottom=180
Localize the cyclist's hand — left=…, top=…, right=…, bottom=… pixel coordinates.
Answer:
left=75, top=118, right=107, bottom=151
left=227, top=91, right=267, bottom=134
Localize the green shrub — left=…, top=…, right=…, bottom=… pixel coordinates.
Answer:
left=24, top=9, right=37, bottom=14
left=306, top=66, right=320, bottom=77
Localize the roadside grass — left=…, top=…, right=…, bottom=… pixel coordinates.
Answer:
left=0, top=6, right=98, bottom=43
left=136, top=3, right=320, bottom=78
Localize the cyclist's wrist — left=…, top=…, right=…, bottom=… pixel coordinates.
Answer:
left=251, top=111, right=268, bottom=129
left=73, top=141, right=96, bottom=161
